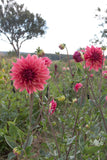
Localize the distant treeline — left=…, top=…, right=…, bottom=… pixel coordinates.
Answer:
left=20, top=53, right=73, bottom=61
left=20, top=53, right=72, bottom=61
left=0, top=51, right=73, bottom=61
left=9, top=51, right=73, bottom=61
left=34, top=53, right=73, bottom=61
left=1, top=51, right=107, bottom=61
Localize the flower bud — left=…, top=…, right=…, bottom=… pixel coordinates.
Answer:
left=90, top=74, right=93, bottom=77
left=73, top=51, right=83, bottom=62
left=55, top=52, right=60, bottom=55
left=13, top=147, right=21, bottom=156
left=54, top=64, right=58, bottom=75
left=72, top=98, right=77, bottom=103
left=52, top=121, right=56, bottom=126
left=49, top=99, right=57, bottom=115
left=85, top=124, right=89, bottom=128
left=101, top=46, right=106, bottom=51
left=57, top=95, right=65, bottom=102
left=102, top=70, right=107, bottom=79
left=59, top=44, right=66, bottom=50
left=36, top=47, right=45, bottom=57
left=73, top=83, right=83, bottom=92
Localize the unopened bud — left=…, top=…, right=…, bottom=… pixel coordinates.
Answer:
left=36, top=47, right=45, bottom=57
left=73, top=51, right=83, bottom=62
left=85, top=124, right=89, bottom=128
left=57, top=95, right=65, bottom=102
left=101, top=46, right=106, bottom=51
left=13, top=147, right=21, bottom=156
left=59, top=44, right=66, bottom=50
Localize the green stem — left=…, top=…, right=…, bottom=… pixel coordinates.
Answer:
left=98, top=105, right=107, bottom=133
left=89, top=79, right=107, bottom=133
left=20, top=93, right=34, bottom=158
left=66, top=109, right=79, bottom=160
left=48, top=115, right=61, bottom=158
left=29, top=93, right=34, bottom=124
left=65, top=46, right=74, bottom=77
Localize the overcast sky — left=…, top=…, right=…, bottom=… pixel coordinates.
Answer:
left=0, top=0, right=107, bottom=55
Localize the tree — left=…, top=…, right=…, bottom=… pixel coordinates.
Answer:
left=0, top=0, right=47, bottom=57
left=90, top=7, right=107, bottom=47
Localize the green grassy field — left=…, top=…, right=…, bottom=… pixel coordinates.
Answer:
left=0, top=55, right=107, bottom=160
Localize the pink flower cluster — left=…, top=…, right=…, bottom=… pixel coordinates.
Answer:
left=84, top=46, right=103, bottom=71
left=10, top=54, right=51, bottom=94
left=41, top=57, right=52, bottom=67
left=73, top=51, right=83, bottom=62
left=74, top=83, right=83, bottom=92
left=62, top=67, right=70, bottom=71
left=49, top=99, right=57, bottom=115
left=73, top=46, right=104, bottom=72
left=102, top=70, right=107, bottom=79
left=90, top=74, right=93, bottom=78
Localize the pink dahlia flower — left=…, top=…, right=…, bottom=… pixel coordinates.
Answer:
left=10, top=54, right=51, bottom=94
left=102, top=70, right=107, bottom=79
left=74, top=83, right=83, bottom=92
left=81, top=49, right=85, bottom=53
left=42, top=57, right=52, bottom=67
left=84, top=46, right=104, bottom=71
left=62, top=67, right=66, bottom=71
left=105, top=96, right=107, bottom=102
left=67, top=67, right=70, bottom=70
left=49, top=99, right=57, bottom=115
left=90, top=74, right=94, bottom=77
left=73, top=51, right=83, bottom=62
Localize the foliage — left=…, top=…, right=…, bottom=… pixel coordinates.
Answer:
left=90, top=6, right=107, bottom=46
left=0, top=48, right=107, bottom=160
left=0, top=0, right=47, bottom=57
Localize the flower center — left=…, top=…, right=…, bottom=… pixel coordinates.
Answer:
left=91, top=52, right=101, bottom=61
left=22, top=69, right=35, bottom=82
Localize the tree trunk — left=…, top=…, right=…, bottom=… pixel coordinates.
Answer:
left=16, top=49, right=20, bottom=58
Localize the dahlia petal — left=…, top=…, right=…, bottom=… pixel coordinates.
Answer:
left=10, top=54, right=51, bottom=94
left=74, top=83, right=83, bottom=92
left=49, top=99, right=57, bottom=115
left=84, top=46, right=104, bottom=71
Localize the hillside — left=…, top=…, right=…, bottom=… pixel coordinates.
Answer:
left=0, top=51, right=73, bottom=61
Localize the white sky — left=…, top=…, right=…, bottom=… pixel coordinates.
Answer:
left=0, top=0, right=107, bottom=55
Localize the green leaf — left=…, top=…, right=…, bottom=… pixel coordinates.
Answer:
left=40, top=149, right=46, bottom=156
left=25, top=146, right=32, bottom=155
left=58, top=158, right=65, bottom=160
left=67, top=136, right=76, bottom=145
left=8, top=122, right=24, bottom=140
left=9, top=123, right=18, bottom=140
left=76, top=63, right=83, bottom=70
left=0, top=79, right=4, bottom=84
left=27, top=135, right=33, bottom=146
left=100, top=94, right=106, bottom=104
left=89, top=99, right=96, bottom=106
left=5, top=136, right=17, bottom=149
left=78, top=97, right=85, bottom=107
left=84, top=145, right=102, bottom=154
left=23, top=135, right=33, bottom=148
left=8, top=152, right=16, bottom=160
left=69, top=155, right=75, bottom=159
